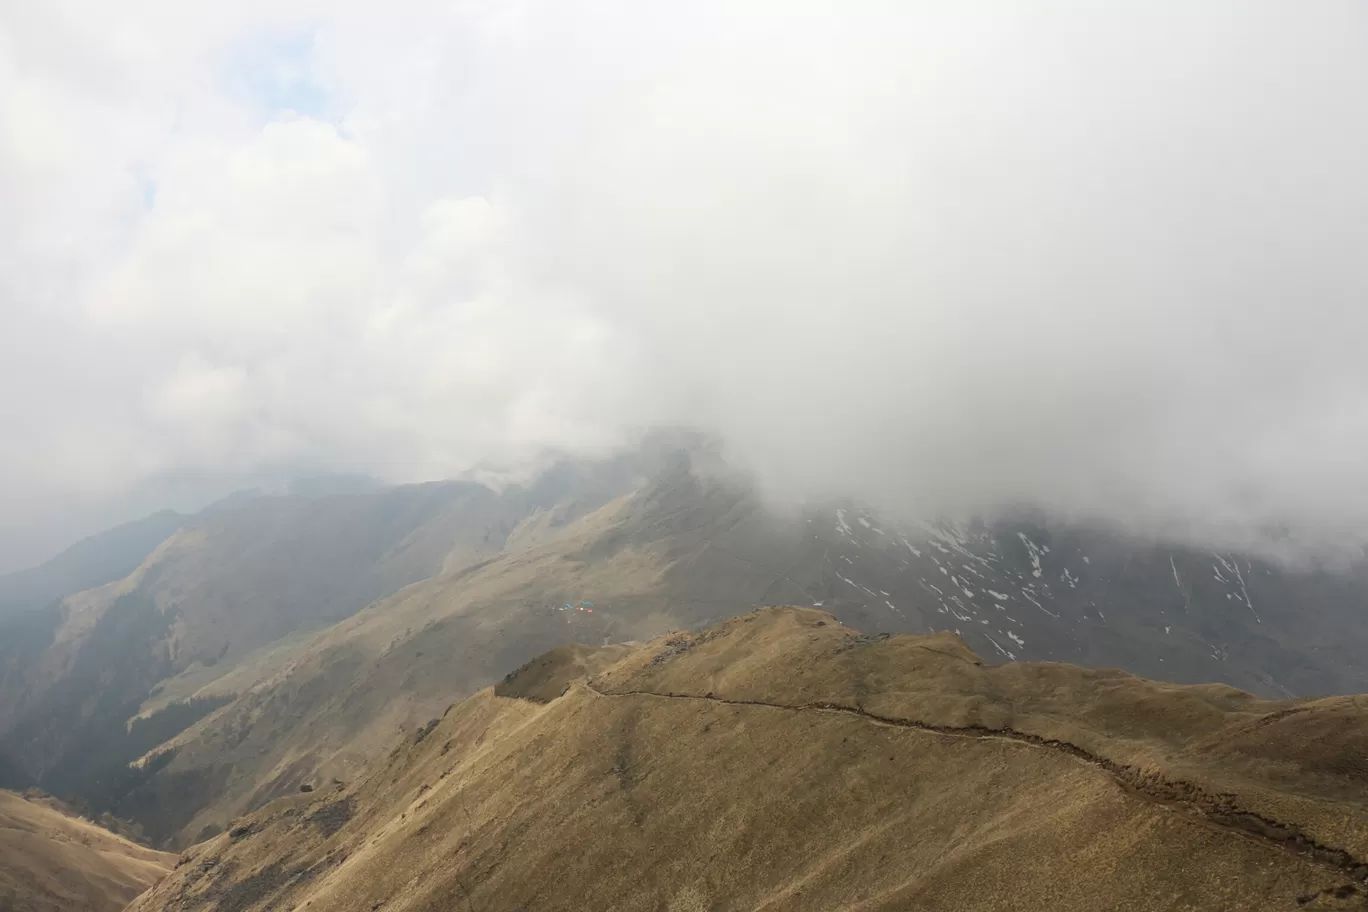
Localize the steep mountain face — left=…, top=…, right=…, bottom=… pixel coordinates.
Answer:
left=0, top=475, right=615, bottom=810
left=0, top=788, right=174, bottom=912
left=127, top=608, right=1368, bottom=912
left=6, top=442, right=1368, bottom=852
left=0, top=444, right=683, bottom=827
left=0, top=510, right=187, bottom=619
left=793, top=508, right=1368, bottom=698
left=105, top=459, right=1368, bottom=849
left=0, top=485, right=476, bottom=797
left=110, top=466, right=810, bottom=845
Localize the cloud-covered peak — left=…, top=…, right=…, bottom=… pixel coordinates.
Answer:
left=3, top=1, right=1368, bottom=567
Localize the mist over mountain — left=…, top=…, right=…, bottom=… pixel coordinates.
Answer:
left=5, top=2, right=1368, bottom=571
left=5, top=4, right=1368, bottom=909
left=1, top=439, right=1366, bottom=861
left=0, top=511, right=187, bottom=618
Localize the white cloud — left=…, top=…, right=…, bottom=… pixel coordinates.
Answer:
left=2, top=0, right=1368, bottom=567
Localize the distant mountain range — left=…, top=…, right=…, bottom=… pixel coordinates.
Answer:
left=1, top=437, right=1366, bottom=858
left=0, top=511, right=188, bottom=619
left=0, top=474, right=386, bottom=621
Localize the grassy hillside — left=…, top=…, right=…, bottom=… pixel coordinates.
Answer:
left=115, top=469, right=796, bottom=845
left=0, top=441, right=690, bottom=831
left=103, top=459, right=1368, bottom=850
left=0, top=475, right=611, bottom=815
left=0, top=511, right=185, bottom=619
left=9, top=442, right=1368, bottom=856
left=0, top=790, right=173, bottom=912
left=129, top=608, right=1368, bottom=912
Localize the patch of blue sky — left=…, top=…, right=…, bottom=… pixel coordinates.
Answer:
left=223, top=29, right=330, bottom=121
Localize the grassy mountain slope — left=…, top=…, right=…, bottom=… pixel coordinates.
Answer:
left=0, top=511, right=186, bottom=619
left=0, top=445, right=683, bottom=828
left=0, top=789, right=173, bottom=912
left=109, top=460, right=1368, bottom=849
left=117, top=469, right=803, bottom=845
left=128, top=608, right=1368, bottom=912
left=0, top=481, right=534, bottom=807
left=9, top=442, right=1368, bottom=855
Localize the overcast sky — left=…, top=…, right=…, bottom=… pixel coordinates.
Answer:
left=2, top=1, right=1367, bottom=570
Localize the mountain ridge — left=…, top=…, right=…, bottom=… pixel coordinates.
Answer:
left=0, top=511, right=187, bottom=619
left=5, top=443, right=1368, bottom=853
left=126, top=607, right=1368, bottom=912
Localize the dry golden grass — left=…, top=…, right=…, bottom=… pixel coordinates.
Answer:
left=130, top=608, right=1368, bottom=912
left=137, top=492, right=696, bottom=846
left=0, top=790, right=173, bottom=911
